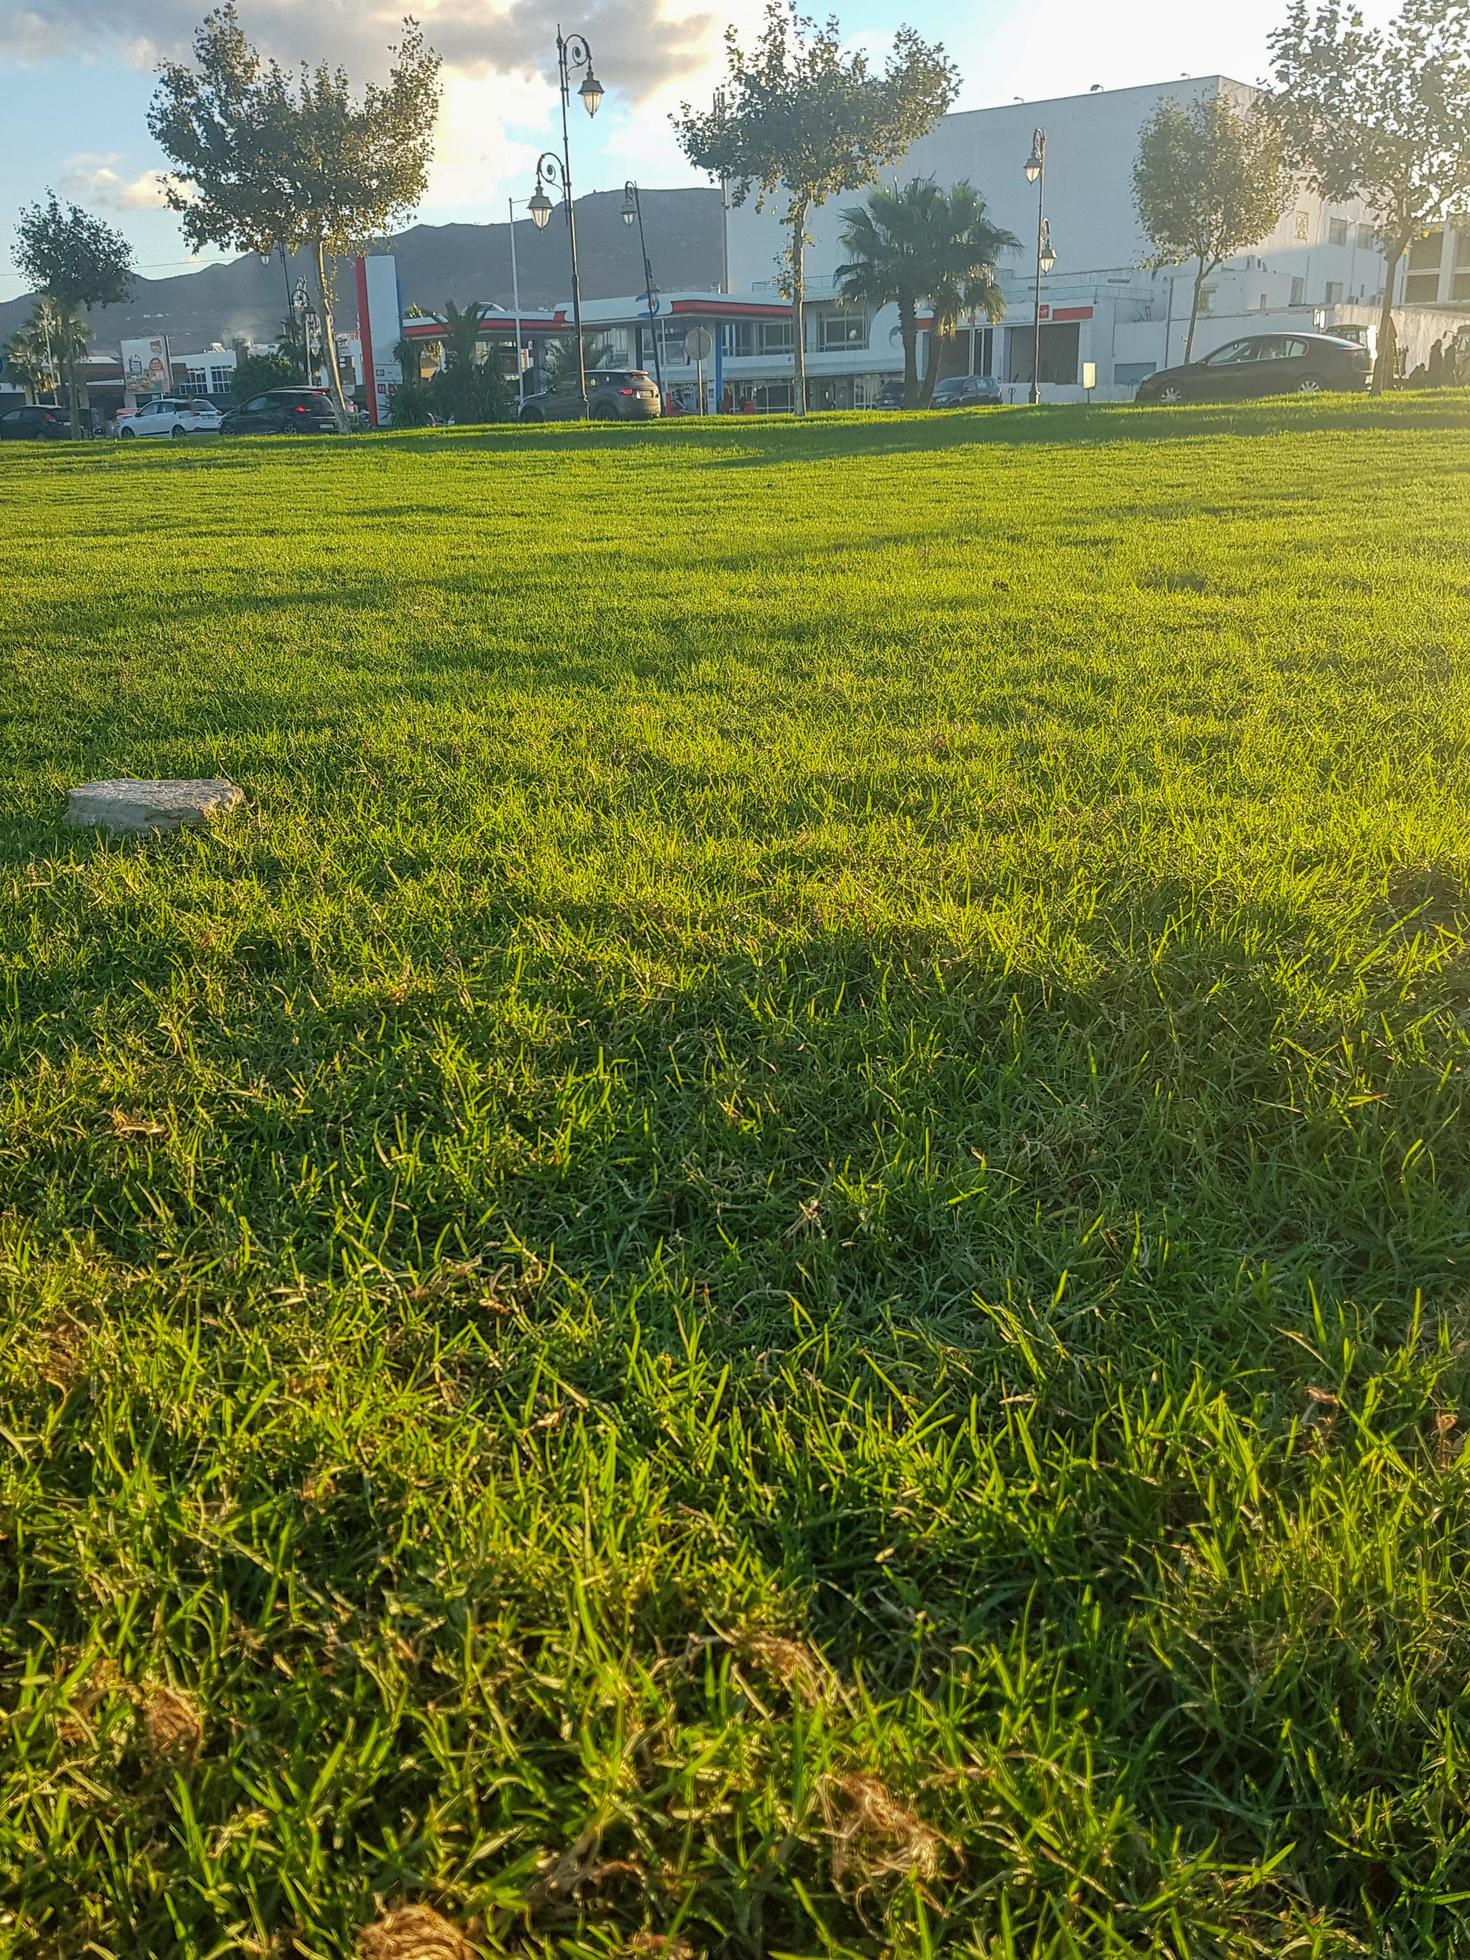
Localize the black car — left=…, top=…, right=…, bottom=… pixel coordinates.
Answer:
left=873, top=378, right=907, bottom=409
left=220, top=387, right=342, bottom=435
left=0, top=404, right=71, bottom=440
left=519, top=369, right=662, bottom=423
left=1136, top=332, right=1372, bottom=405
left=931, top=373, right=1003, bottom=409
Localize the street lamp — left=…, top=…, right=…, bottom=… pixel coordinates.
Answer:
left=1024, top=127, right=1057, bottom=406
left=527, top=27, right=603, bottom=417
left=622, top=180, right=664, bottom=399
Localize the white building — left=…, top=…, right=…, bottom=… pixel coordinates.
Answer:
left=711, top=73, right=1467, bottom=404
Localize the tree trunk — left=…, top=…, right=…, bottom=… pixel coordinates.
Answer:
left=789, top=202, right=808, bottom=417
left=61, top=304, right=81, bottom=438
left=1184, top=257, right=1208, bottom=363
left=918, top=326, right=946, bottom=408
left=313, top=242, right=350, bottom=428
left=899, top=294, right=918, bottom=408
left=1372, top=237, right=1406, bottom=397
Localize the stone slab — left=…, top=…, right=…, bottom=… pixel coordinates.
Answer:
left=66, top=778, right=244, bottom=835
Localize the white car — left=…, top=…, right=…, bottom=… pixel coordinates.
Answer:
left=116, top=396, right=225, bottom=439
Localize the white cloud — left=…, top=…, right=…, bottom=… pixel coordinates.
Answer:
left=9, top=0, right=725, bottom=103
left=59, top=154, right=168, bottom=209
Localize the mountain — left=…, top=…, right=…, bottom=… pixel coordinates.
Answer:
left=0, top=187, right=724, bottom=355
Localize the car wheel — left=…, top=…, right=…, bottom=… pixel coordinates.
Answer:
left=1295, top=372, right=1324, bottom=394
left=591, top=399, right=619, bottom=421
left=171, top=424, right=188, bottom=438
left=119, top=426, right=137, bottom=438
left=1157, top=384, right=1186, bottom=406
left=519, top=406, right=544, bottom=423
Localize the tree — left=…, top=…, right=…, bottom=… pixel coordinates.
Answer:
left=3, top=298, right=86, bottom=402
left=543, top=334, right=614, bottom=391
left=435, top=299, right=492, bottom=372
left=1132, top=92, right=1292, bottom=362
left=918, top=183, right=1017, bottom=406
left=13, top=192, right=132, bottom=435
left=230, top=349, right=296, bottom=400
left=1269, top=0, right=1470, bottom=394
left=835, top=177, right=1016, bottom=407
left=149, top=5, right=441, bottom=422
left=673, top=2, right=956, bottom=413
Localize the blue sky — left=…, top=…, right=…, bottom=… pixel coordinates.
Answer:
left=0, top=0, right=1398, bottom=302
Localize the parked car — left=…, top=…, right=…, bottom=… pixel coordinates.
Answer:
left=518, top=369, right=662, bottom=423
left=931, top=374, right=1003, bottom=409
left=219, top=387, right=341, bottom=436
left=116, top=396, right=225, bottom=439
left=873, top=378, right=907, bottom=409
left=0, top=404, right=70, bottom=441
left=1135, top=332, right=1372, bottom=405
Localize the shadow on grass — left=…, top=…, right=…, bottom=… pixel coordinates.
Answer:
left=35, top=388, right=1470, bottom=482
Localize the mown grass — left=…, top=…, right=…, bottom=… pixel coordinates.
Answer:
left=2, top=395, right=1470, bottom=1958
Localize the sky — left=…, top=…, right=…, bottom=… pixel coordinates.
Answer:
left=0, top=0, right=1400, bottom=302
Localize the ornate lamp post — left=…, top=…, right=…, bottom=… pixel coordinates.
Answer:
left=527, top=28, right=603, bottom=418
left=622, top=181, right=664, bottom=398
left=1024, top=129, right=1057, bottom=407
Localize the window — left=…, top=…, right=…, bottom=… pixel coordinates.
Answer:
left=1329, top=217, right=1348, bottom=247
left=1357, top=223, right=1376, bottom=250
left=1408, top=231, right=1443, bottom=271
left=244, top=396, right=271, bottom=412
left=758, top=320, right=793, bottom=354
left=723, top=322, right=755, bottom=357
left=1324, top=281, right=1343, bottom=304
left=1294, top=212, right=1310, bottom=241
left=1405, top=274, right=1440, bottom=303
left=817, top=309, right=867, bottom=350
left=1202, top=339, right=1258, bottom=366
left=181, top=367, right=209, bottom=396
left=1290, top=276, right=1306, bottom=304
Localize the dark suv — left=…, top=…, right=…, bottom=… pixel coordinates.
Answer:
left=1135, top=332, right=1372, bottom=404
left=0, top=404, right=71, bottom=440
left=220, top=388, right=342, bottom=435
left=519, top=369, right=661, bottom=423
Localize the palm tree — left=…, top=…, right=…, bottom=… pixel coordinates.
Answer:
left=4, top=298, right=85, bottom=402
left=835, top=178, right=942, bottom=408
left=835, top=179, right=1017, bottom=409
left=437, top=300, right=492, bottom=371
left=920, top=183, right=1016, bottom=407
left=541, top=335, right=615, bottom=392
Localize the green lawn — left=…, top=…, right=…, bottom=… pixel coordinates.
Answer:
left=3, top=396, right=1470, bottom=1959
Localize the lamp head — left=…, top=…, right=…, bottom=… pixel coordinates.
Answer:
left=529, top=185, right=554, bottom=230
left=579, top=68, right=604, bottom=117
left=622, top=185, right=636, bottom=227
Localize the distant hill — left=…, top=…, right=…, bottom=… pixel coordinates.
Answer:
left=0, top=187, right=724, bottom=355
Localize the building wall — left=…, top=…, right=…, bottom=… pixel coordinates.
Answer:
left=725, top=75, right=1386, bottom=321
